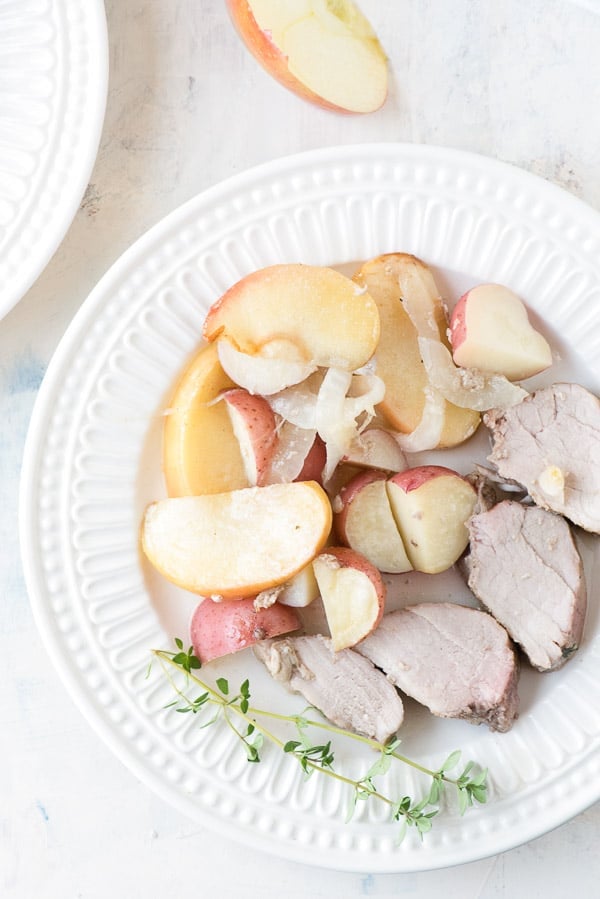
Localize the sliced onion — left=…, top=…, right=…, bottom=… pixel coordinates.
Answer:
left=265, top=423, right=317, bottom=484
left=418, top=337, right=528, bottom=411
left=315, top=367, right=355, bottom=482
left=345, top=373, right=386, bottom=421
left=266, top=371, right=324, bottom=428
left=393, top=385, right=446, bottom=452
left=397, top=260, right=444, bottom=340
left=217, top=338, right=317, bottom=396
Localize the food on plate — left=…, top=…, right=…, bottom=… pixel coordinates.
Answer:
left=225, top=0, right=388, bottom=114
left=275, top=562, right=321, bottom=607
left=353, top=253, right=480, bottom=448
left=465, top=501, right=587, bottom=671
left=333, top=470, right=413, bottom=574
left=203, top=263, right=380, bottom=378
left=386, top=466, right=477, bottom=574
left=141, top=482, right=332, bottom=597
left=254, top=633, right=404, bottom=742
left=221, top=387, right=279, bottom=486
left=485, top=383, right=600, bottom=533
left=191, top=596, right=301, bottom=662
left=312, top=546, right=385, bottom=650
left=343, top=426, right=408, bottom=472
left=449, top=283, right=553, bottom=381
left=356, top=603, right=520, bottom=733
left=163, top=342, right=247, bottom=496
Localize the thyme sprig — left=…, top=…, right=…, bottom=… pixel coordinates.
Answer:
left=153, top=641, right=488, bottom=840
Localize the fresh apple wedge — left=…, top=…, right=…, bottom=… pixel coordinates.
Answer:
left=226, top=0, right=388, bottom=114
left=449, top=283, right=553, bottom=381
left=222, top=388, right=278, bottom=486
left=142, top=482, right=332, bottom=598
left=386, top=466, right=477, bottom=575
left=204, top=264, right=380, bottom=373
left=190, top=596, right=300, bottom=663
left=353, top=254, right=480, bottom=448
left=334, top=470, right=412, bottom=574
left=163, top=342, right=248, bottom=496
left=343, top=427, right=408, bottom=473
left=312, top=546, right=385, bottom=650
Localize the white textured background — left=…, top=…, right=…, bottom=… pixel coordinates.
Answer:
left=2, top=1, right=600, bottom=896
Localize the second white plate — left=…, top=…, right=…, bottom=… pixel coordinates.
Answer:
left=20, top=143, right=600, bottom=872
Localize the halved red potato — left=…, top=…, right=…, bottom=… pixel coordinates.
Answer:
left=221, top=388, right=278, bottom=486
left=191, top=596, right=300, bottom=663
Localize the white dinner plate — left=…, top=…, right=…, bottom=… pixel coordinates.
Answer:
left=0, top=0, right=108, bottom=319
left=20, top=144, right=600, bottom=872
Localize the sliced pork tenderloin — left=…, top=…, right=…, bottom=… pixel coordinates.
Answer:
left=466, top=501, right=586, bottom=671
left=485, top=382, right=600, bottom=533
left=253, top=633, right=404, bottom=743
left=356, top=603, right=519, bottom=732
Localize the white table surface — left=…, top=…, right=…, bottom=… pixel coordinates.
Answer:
left=3, top=1, right=600, bottom=895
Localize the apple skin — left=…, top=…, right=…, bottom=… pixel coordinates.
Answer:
left=386, top=466, right=477, bottom=575
left=449, top=283, right=553, bottom=381
left=221, top=387, right=278, bottom=486
left=225, top=0, right=387, bottom=115
left=313, top=546, right=386, bottom=651
left=190, top=596, right=300, bottom=663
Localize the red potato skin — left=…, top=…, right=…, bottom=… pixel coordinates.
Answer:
left=221, top=387, right=278, bottom=486
left=388, top=465, right=466, bottom=493
left=190, top=597, right=300, bottom=663
left=333, top=469, right=389, bottom=545
left=224, top=0, right=362, bottom=114
left=295, top=435, right=327, bottom=484
left=449, top=291, right=468, bottom=351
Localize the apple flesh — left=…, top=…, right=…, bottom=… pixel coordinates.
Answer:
left=386, top=466, right=477, bottom=574
left=225, top=0, right=388, bottom=114
left=204, top=264, right=380, bottom=373
left=312, top=546, right=385, bottom=650
left=449, top=283, right=553, bottom=381
left=222, top=387, right=278, bottom=486
left=163, top=342, right=248, bottom=497
left=334, top=470, right=412, bottom=574
left=142, top=481, right=332, bottom=598
left=190, top=596, right=300, bottom=663
left=353, top=254, right=480, bottom=447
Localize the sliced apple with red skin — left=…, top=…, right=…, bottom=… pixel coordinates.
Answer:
left=163, top=342, right=248, bottom=497
left=353, top=254, right=480, bottom=447
left=313, top=546, right=385, bottom=650
left=386, top=466, right=477, bottom=575
left=222, top=388, right=278, bottom=486
left=142, top=482, right=332, bottom=598
left=204, top=264, right=380, bottom=373
left=449, top=283, right=553, bottom=381
left=190, top=596, right=300, bottom=663
left=225, top=0, right=388, bottom=114
left=334, top=470, right=412, bottom=574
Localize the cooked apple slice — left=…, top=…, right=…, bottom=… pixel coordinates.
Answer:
left=163, top=342, right=248, bottom=497
left=222, top=388, right=278, bottom=486
left=204, top=264, right=380, bottom=373
left=343, top=427, right=408, bottom=473
left=334, top=470, right=412, bottom=574
left=142, top=482, right=332, bottom=598
left=449, top=283, right=553, bottom=381
left=313, top=546, right=385, bottom=650
left=353, top=254, right=480, bottom=447
left=225, top=0, right=388, bottom=114
left=191, top=596, right=300, bottom=662
left=386, top=466, right=477, bottom=574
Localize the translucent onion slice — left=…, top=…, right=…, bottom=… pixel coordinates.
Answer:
left=266, top=422, right=317, bottom=484
left=217, top=338, right=317, bottom=396
left=267, top=371, right=324, bottom=428
left=315, top=367, right=355, bottom=483
left=418, top=337, right=528, bottom=411
left=393, top=385, right=446, bottom=452
left=345, top=373, right=386, bottom=420
left=397, top=260, right=445, bottom=339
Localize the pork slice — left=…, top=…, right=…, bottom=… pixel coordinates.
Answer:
left=485, top=382, right=600, bottom=533
left=356, top=603, right=519, bottom=732
left=253, top=634, right=404, bottom=743
left=467, top=501, right=586, bottom=671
